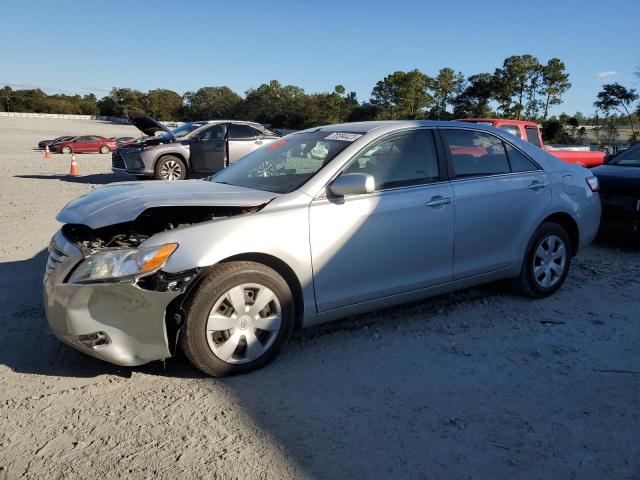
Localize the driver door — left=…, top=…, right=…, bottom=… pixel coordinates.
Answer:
left=309, top=129, right=454, bottom=312
left=190, top=124, right=227, bottom=173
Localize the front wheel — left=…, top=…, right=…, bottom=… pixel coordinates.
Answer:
left=155, top=155, right=186, bottom=181
left=61, top=146, right=71, bottom=154
left=100, top=145, right=110, bottom=154
left=180, top=262, right=295, bottom=377
left=514, top=222, right=571, bottom=298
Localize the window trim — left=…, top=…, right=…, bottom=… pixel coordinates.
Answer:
left=322, top=127, right=447, bottom=197
left=524, top=125, right=542, bottom=147
left=229, top=123, right=260, bottom=141
left=439, top=127, right=543, bottom=181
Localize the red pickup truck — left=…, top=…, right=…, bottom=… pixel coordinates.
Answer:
left=460, top=118, right=605, bottom=168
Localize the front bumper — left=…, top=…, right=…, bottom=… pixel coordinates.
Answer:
left=111, top=149, right=150, bottom=176
left=43, top=230, right=180, bottom=366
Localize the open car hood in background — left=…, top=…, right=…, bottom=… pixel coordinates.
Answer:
left=126, top=111, right=172, bottom=138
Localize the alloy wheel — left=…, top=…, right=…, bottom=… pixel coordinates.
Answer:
left=160, top=160, right=183, bottom=180
left=532, top=234, right=567, bottom=288
left=205, top=283, right=282, bottom=364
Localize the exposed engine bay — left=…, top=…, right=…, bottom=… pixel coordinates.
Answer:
left=62, top=204, right=263, bottom=253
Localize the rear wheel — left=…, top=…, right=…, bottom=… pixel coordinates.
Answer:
left=180, top=261, right=295, bottom=377
left=100, top=145, right=110, bottom=154
left=514, top=222, right=571, bottom=298
left=155, top=155, right=186, bottom=181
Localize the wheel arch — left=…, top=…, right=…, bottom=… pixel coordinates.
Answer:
left=216, top=253, right=305, bottom=330
left=154, top=151, right=188, bottom=170
left=540, top=212, right=580, bottom=256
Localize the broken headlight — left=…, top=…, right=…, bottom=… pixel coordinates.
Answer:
left=68, top=243, right=178, bottom=284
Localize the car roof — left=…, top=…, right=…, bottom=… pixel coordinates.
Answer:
left=461, top=118, right=540, bottom=127
left=299, top=120, right=503, bottom=134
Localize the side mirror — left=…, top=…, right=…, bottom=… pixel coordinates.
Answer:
left=330, top=173, right=375, bottom=196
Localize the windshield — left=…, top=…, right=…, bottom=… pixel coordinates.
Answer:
left=170, top=123, right=203, bottom=138
left=610, top=144, right=640, bottom=167
left=210, top=131, right=362, bottom=193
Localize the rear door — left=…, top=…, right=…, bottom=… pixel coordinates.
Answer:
left=228, top=124, right=263, bottom=163
left=189, top=124, right=227, bottom=173
left=440, top=128, right=551, bottom=279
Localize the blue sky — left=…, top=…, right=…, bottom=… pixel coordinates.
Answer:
left=1, top=0, right=638, bottom=116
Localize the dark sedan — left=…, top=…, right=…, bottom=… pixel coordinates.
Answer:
left=51, top=136, right=118, bottom=154
left=592, top=143, right=640, bottom=234
left=38, top=136, right=74, bottom=149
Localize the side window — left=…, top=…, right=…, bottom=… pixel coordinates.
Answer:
left=75, top=136, right=91, bottom=142
left=525, top=126, right=542, bottom=147
left=441, top=129, right=511, bottom=178
left=497, top=124, right=521, bottom=138
left=505, top=144, right=539, bottom=172
left=346, top=130, right=439, bottom=190
left=200, top=124, right=226, bottom=141
left=229, top=124, right=258, bottom=140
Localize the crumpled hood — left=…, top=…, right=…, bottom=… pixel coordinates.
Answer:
left=57, top=180, right=278, bottom=229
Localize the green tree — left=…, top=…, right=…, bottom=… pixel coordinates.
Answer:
left=452, top=73, right=494, bottom=118
left=242, top=80, right=309, bottom=129
left=493, top=54, right=542, bottom=119
left=370, top=69, right=433, bottom=119
left=97, top=88, right=145, bottom=117
left=182, top=86, right=241, bottom=121
left=594, top=83, right=638, bottom=136
left=307, top=85, right=358, bottom=126
left=143, top=89, right=182, bottom=120
left=429, top=67, right=465, bottom=119
left=540, top=58, right=571, bottom=119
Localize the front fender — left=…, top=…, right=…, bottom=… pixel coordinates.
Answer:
left=141, top=194, right=317, bottom=318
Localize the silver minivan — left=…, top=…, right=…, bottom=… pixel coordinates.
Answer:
left=46, top=120, right=601, bottom=376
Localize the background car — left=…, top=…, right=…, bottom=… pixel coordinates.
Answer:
left=46, top=120, right=601, bottom=376
left=461, top=118, right=606, bottom=167
left=37, top=135, right=74, bottom=149
left=592, top=143, right=640, bottom=234
left=50, top=135, right=117, bottom=154
left=112, top=114, right=280, bottom=180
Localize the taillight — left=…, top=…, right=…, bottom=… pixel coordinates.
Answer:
left=586, top=176, right=599, bottom=192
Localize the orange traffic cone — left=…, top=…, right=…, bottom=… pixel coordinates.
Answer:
left=69, top=152, right=79, bottom=176
left=43, top=145, right=51, bottom=159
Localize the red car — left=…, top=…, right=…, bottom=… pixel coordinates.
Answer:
left=460, top=118, right=605, bottom=167
left=51, top=135, right=117, bottom=154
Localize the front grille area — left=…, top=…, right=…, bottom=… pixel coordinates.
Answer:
left=112, top=151, right=126, bottom=169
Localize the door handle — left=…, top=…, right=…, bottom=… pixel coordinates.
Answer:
left=528, top=181, right=548, bottom=190
left=255, top=140, right=263, bottom=145
left=425, top=196, right=451, bottom=207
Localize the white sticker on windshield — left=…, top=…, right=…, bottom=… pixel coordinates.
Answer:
left=324, top=132, right=363, bottom=142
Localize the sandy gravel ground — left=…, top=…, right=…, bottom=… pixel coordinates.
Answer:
left=0, top=117, right=638, bottom=480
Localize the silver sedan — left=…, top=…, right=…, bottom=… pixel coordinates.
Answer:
left=44, top=121, right=601, bottom=376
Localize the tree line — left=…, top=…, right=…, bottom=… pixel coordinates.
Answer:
left=1, top=54, right=638, bottom=143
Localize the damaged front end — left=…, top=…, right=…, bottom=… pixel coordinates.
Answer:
left=44, top=204, right=263, bottom=366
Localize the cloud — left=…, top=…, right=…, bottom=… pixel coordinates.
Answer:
left=597, top=70, right=618, bottom=78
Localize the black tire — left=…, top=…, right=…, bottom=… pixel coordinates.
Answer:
left=100, top=145, right=110, bottom=154
left=61, top=146, right=71, bottom=154
left=154, top=155, right=186, bottom=181
left=514, top=222, right=572, bottom=298
left=180, top=261, right=295, bottom=377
